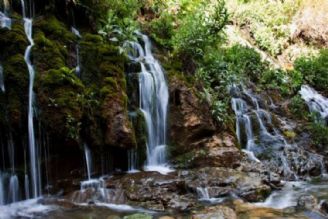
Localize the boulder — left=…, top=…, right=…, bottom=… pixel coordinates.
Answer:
left=297, top=194, right=318, bottom=210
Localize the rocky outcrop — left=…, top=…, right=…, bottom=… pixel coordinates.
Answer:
left=291, top=0, right=328, bottom=47
left=168, top=75, right=241, bottom=168
left=169, top=76, right=216, bottom=152
left=68, top=167, right=277, bottom=212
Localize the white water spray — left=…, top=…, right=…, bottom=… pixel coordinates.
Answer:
left=300, top=85, right=328, bottom=122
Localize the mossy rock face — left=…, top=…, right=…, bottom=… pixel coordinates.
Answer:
left=100, top=83, right=136, bottom=149
left=37, top=67, right=83, bottom=141
left=0, top=21, right=28, bottom=58
left=2, top=54, right=28, bottom=128
left=79, top=34, right=126, bottom=86
left=33, top=15, right=75, bottom=44
left=129, top=110, right=147, bottom=165
left=33, top=30, right=67, bottom=72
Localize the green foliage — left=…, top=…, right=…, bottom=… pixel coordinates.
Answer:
left=294, top=49, right=328, bottom=94
left=148, top=12, right=175, bottom=49
left=289, top=94, right=308, bottom=120
left=225, top=44, right=267, bottom=82
left=43, top=67, right=83, bottom=89
left=98, top=0, right=140, bottom=41
left=309, top=122, right=328, bottom=150
left=196, top=44, right=270, bottom=124
left=173, top=0, right=228, bottom=62
left=211, top=100, right=229, bottom=123
left=229, top=0, right=301, bottom=56
left=65, top=114, right=82, bottom=141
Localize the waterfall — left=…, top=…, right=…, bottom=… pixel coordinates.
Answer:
left=84, top=144, right=92, bottom=180
left=124, top=32, right=171, bottom=174
left=231, top=85, right=326, bottom=179
left=0, top=0, right=11, bottom=29
left=21, top=0, right=41, bottom=198
left=24, top=174, right=30, bottom=200
left=8, top=175, right=19, bottom=203
left=0, top=172, right=4, bottom=205
left=127, top=149, right=138, bottom=173
left=71, top=27, right=81, bottom=77
left=0, top=65, right=5, bottom=92
left=196, top=187, right=210, bottom=200
left=231, top=97, right=258, bottom=161
left=299, top=85, right=328, bottom=123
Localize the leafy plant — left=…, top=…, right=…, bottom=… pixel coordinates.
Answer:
left=173, top=0, right=228, bottom=64
left=294, top=49, right=328, bottom=94
left=309, top=122, right=328, bottom=150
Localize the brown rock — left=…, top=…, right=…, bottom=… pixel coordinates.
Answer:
left=192, top=206, right=237, bottom=219
left=169, top=76, right=216, bottom=155
left=102, top=92, right=136, bottom=148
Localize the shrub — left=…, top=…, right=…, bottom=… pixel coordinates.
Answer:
left=309, top=122, right=328, bottom=151
left=225, top=44, right=268, bottom=82
left=294, top=49, right=328, bottom=94
left=289, top=94, right=309, bottom=120
left=149, top=12, right=175, bottom=48
left=98, top=0, right=141, bottom=41
left=173, top=0, right=228, bottom=63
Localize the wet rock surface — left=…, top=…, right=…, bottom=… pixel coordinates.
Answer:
left=66, top=167, right=279, bottom=212
left=191, top=205, right=237, bottom=219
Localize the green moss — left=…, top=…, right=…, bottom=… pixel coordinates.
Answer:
left=0, top=22, right=27, bottom=58
left=123, top=213, right=152, bottom=219
left=283, top=130, right=296, bottom=139
left=2, top=54, right=28, bottom=127
left=33, top=31, right=67, bottom=72
left=42, top=67, right=83, bottom=89
left=34, top=15, right=75, bottom=43
left=38, top=67, right=84, bottom=140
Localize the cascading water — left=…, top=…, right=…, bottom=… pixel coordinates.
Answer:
left=231, top=85, right=326, bottom=179
left=0, top=64, right=5, bottom=92
left=8, top=175, right=19, bottom=203
left=21, top=0, right=41, bottom=198
left=0, top=0, right=11, bottom=29
left=124, top=32, right=171, bottom=174
left=0, top=172, right=4, bottom=205
left=71, top=27, right=81, bottom=77
left=300, top=85, right=328, bottom=123
left=84, top=144, right=92, bottom=180
left=128, top=149, right=138, bottom=173
left=196, top=187, right=210, bottom=200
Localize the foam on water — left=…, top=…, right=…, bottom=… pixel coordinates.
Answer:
left=0, top=199, right=56, bottom=219
left=143, top=165, right=174, bottom=175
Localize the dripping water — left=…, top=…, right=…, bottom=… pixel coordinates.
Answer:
left=84, top=144, right=92, bottom=180
left=21, top=0, right=41, bottom=198
left=0, top=64, right=5, bottom=92
left=128, top=149, right=138, bottom=173
left=71, top=27, right=81, bottom=77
